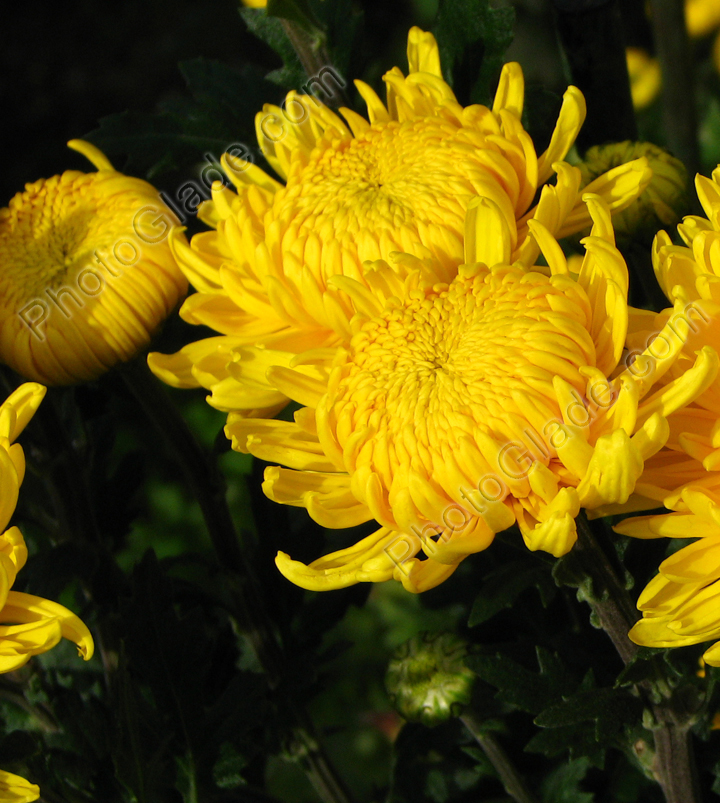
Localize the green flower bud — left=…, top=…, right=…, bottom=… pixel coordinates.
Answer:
left=578, top=141, right=689, bottom=246
left=385, top=631, right=475, bottom=726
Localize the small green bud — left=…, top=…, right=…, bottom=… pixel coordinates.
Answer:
left=385, top=631, right=475, bottom=726
left=578, top=141, right=689, bottom=247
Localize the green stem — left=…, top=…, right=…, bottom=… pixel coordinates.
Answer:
left=647, top=0, right=700, bottom=178
left=116, top=358, right=354, bottom=803
left=570, top=514, right=702, bottom=803
left=279, top=20, right=349, bottom=107
left=460, top=714, right=539, bottom=803
left=572, top=513, right=639, bottom=664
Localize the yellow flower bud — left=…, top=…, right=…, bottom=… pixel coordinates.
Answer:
left=578, top=141, right=689, bottom=246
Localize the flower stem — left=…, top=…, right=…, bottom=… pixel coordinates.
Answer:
left=572, top=513, right=639, bottom=664
left=279, top=20, right=349, bottom=107
left=116, top=358, right=354, bottom=803
left=460, top=714, right=539, bottom=803
left=571, top=513, right=702, bottom=803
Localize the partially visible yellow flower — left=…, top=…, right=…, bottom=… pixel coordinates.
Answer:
left=242, top=0, right=267, bottom=6
left=578, top=141, right=688, bottom=246
left=605, top=166, right=720, bottom=515
left=0, top=382, right=94, bottom=800
left=686, top=0, right=720, bottom=38
left=616, top=486, right=720, bottom=665
left=686, top=0, right=720, bottom=74
left=626, top=48, right=661, bottom=110
left=0, top=141, right=188, bottom=385
left=0, top=769, right=39, bottom=802
left=0, top=383, right=94, bottom=669
left=149, top=27, right=651, bottom=417
left=225, top=196, right=715, bottom=593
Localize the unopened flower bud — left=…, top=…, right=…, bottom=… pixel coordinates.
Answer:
left=385, top=632, right=475, bottom=726
left=578, top=141, right=689, bottom=247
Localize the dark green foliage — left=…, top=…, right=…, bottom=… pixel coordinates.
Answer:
left=85, top=61, right=276, bottom=178
left=433, top=0, right=515, bottom=105
left=468, top=559, right=556, bottom=626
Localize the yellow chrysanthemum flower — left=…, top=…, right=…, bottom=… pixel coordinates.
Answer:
left=608, top=166, right=720, bottom=514
left=625, top=48, right=661, bottom=110
left=0, top=141, right=188, bottom=385
left=0, top=382, right=94, bottom=801
left=0, top=769, right=40, bottom=803
left=616, top=486, right=720, bottom=665
left=224, top=196, right=716, bottom=593
left=149, top=28, right=651, bottom=416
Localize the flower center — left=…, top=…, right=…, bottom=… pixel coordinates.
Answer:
left=273, top=118, right=490, bottom=251
left=0, top=172, right=139, bottom=301
left=331, top=266, right=596, bottom=470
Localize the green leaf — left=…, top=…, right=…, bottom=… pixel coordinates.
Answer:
left=541, top=758, right=595, bottom=803
left=433, top=0, right=515, bottom=106
left=241, top=8, right=307, bottom=89
left=85, top=59, right=274, bottom=177
left=388, top=722, right=483, bottom=803
left=525, top=724, right=605, bottom=767
left=466, top=647, right=573, bottom=714
left=468, top=560, right=555, bottom=626
left=534, top=687, right=642, bottom=744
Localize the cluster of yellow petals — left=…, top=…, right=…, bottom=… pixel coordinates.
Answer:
left=0, top=383, right=95, bottom=800
left=0, top=141, right=187, bottom=385
left=223, top=194, right=716, bottom=592
left=149, top=27, right=652, bottom=416
left=617, top=487, right=720, bottom=665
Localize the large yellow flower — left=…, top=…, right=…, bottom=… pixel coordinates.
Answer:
left=0, top=382, right=94, bottom=802
left=0, top=141, right=188, bottom=385
left=224, top=196, right=716, bottom=593
left=149, top=27, right=651, bottom=416
left=616, top=486, right=720, bottom=665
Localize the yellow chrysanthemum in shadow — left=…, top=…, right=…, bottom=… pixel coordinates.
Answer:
left=0, top=383, right=94, bottom=668
left=615, top=486, right=720, bottom=665
left=0, top=769, right=40, bottom=803
left=149, top=27, right=651, bottom=416
left=0, top=382, right=94, bottom=802
left=224, top=195, right=715, bottom=593
left=0, top=141, right=188, bottom=385
left=606, top=166, right=720, bottom=515
left=578, top=141, right=688, bottom=246
left=626, top=48, right=661, bottom=110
